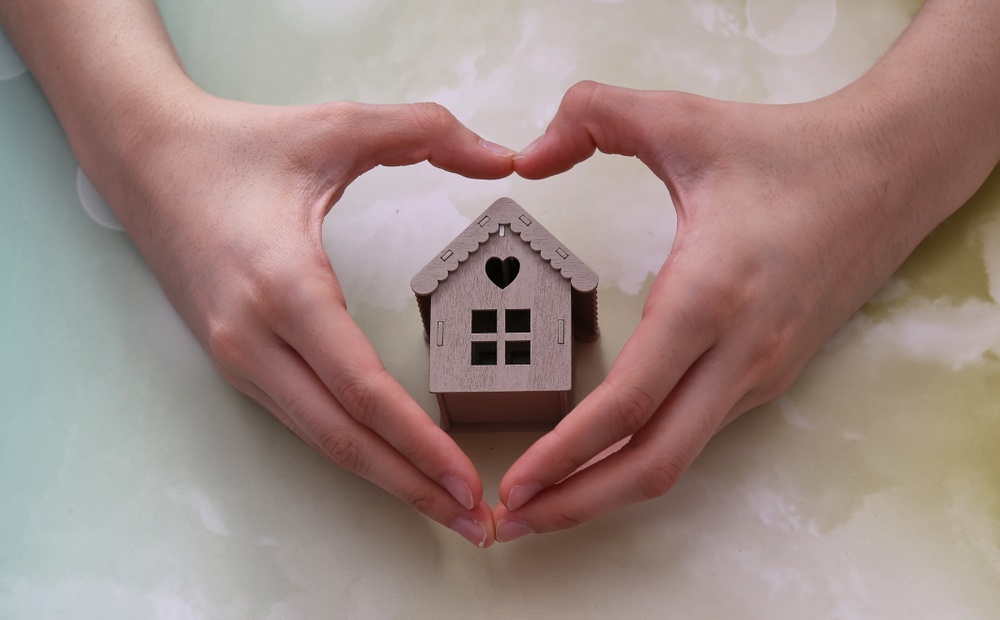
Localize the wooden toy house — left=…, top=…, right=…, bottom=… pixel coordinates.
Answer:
left=410, top=197, right=599, bottom=430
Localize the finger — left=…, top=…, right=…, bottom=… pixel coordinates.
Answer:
left=497, top=270, right=715, bottom=511
left=513, top=80, right=669, bottom=179
left=335, top=101, right=516, bottom=179
left=271, top=270, right=485, bottom=513
left=235, top=337, right=496, bottom=548
left=493, top=351, right=738, bottom=541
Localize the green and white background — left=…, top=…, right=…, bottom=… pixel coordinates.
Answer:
left=2, top=1, right=998, bottom=617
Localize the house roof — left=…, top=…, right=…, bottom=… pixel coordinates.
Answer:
left=411, top=197, right=599, bottom=342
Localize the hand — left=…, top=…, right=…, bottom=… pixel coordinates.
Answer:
left=491, top=79, right=977, bottom=541
left=94, top=89, right=515, bottom=547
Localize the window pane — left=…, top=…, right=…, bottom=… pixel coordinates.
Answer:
left=471, top=341, right=498, bottom=365
left=472, top=309, right=497, bottom=333
left=505, top=341, right=530, bottom=365
left=505, top=309, right=530, bottom=333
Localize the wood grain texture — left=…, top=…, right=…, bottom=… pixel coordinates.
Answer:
left=410, top=197, right=600, bottom=429
left=411, top=197, right=599, bottom=341
left=440, top=392, right=566, bottom=430
left=429, top=229, right=571, bottom=394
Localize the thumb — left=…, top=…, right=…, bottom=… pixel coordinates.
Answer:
left=513, top=81, right=670, bottom=179
left=344, top=101, right=516, bottom=179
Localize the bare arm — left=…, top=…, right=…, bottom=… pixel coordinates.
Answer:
left=0, top=1, right=192, bottom=186
left=0, top=0, right=516, bottom=548
left=494, top=0, right=1000, bottom=540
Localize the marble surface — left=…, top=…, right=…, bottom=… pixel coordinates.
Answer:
left=2, top=1, right=999, bottom=617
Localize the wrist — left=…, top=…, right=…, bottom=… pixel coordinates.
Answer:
left=71, top=75, right=212, bottom=216
left=818, top=76, right=994, bottom=236
left=822, top=0, right=1000, bottom=230
left=0, top=0, right=208, bottom=205
left=70, top=71, right=204, bottom=173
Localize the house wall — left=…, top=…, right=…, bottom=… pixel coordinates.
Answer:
left=429, top=229, right=572, bottom=395
left=439, top=391, right=567, bottom=430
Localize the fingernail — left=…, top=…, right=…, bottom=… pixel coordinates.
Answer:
left=441, top=475, right=475, bottom=511
left=514, top=134, right=545, bottom=160
left=452, top=517, right=488, bottom=548
left=496, top=519, right=535, bottom=543
left=505, top=482, right=542, bottom=511
left=479, top=139, right=516, bottom=157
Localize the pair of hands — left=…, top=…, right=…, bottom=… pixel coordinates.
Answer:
left=106, top=80, right=925, bottom=548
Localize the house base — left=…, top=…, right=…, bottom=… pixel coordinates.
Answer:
left=436, top=391, right=569, bottom=432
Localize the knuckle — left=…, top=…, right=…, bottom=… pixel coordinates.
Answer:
left=325, top=100, right=365, bottom=125
left=551, top=443, right=591, bottom=477
left=205, top=316, right=250, bottom=369
left=268, top=269, right=344, bottom=335
left=636, top=452, right=688, bottom=500
left=549, top=510, right=585, bottom=531
left=769, top=367, right=801, bottom=398
left=278, top=392, right=311, bottom=420
left=560, top=81, right=608, bottom=141
left=701, top=279, right=746, bottom=326
left=744, top=323, right=799, bottom=382
left=338, top=369, right=388, bottom=428
left=750, top=334, right=786, bottom=375
left=646, top=272, right=726, bottom=340
left=211, top=363, right=241, bottom=388
left=750, top=366, right=803, bottom=409
left=395, top=433, right=435, bottom=472
left=528, top=429, right=592, bottom=478
left=559, top=81, right=639, bottom=156
left=607, top=382, right=659, bottom=438
left=411, top=101, right=457, bottom=133
left=402, top=487, right=436, bottom=516
left=562, top=80, right=603, bottom=117
left=319, top=429, right=370, bottom=477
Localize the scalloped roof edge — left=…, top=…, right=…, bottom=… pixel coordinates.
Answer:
left=410, top=197, right=599, bottom=342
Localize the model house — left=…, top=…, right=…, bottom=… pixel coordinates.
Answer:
left=410, top=197, right=599, bottom=430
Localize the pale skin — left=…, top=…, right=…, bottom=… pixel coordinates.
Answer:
left=0, top=0, right=513, bottom=548
left=494, top=0, right=1000, bottom=541
left=3, top=1, right=999, bottom=548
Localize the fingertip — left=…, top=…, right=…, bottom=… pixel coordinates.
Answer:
left=511, top=134, right=553, bottom=179
left=470, top=137, right=516, bottom=179
left=479, top=138, right=517, bottom=158
left=513, top=134, right=545, bottom=162
left=495, top=519, right=535, bottom=543
left=490, top=499, right=532, bottom=543
left=453, top=500, right=497, bottom=548
left=429, top=136, right=515, bottom=180
left=504, top=481, right=543, bottom=512
left=512, top=124, right=594, bottom=179
left=441, top=474, right=476, bottom=511
left=452, top=516, right=490, bottom=548
left=478, top=499, right=498, bottom=548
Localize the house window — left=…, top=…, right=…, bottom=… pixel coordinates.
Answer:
left=505, top=341, right=530, bottom=365
left=471, top=341, right=498, bottom=365
left=505, top=309, right=530, bottom=333
left=471, top=309, right=497, bottom=333
left=470, top=308, right=531, bottom=366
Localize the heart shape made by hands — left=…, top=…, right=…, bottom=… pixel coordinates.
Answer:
left=485, top=256, right=520, bottom=289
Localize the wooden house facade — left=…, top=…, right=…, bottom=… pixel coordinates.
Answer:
left=410, top=198, right=598, bottom=430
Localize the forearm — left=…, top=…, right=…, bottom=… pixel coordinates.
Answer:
left=833, top=0, right=1000, bottom=229
left=0, top=0, right=198, bottom=173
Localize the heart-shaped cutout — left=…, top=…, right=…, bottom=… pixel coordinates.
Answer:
left=485, top=256, right=520, bottom=289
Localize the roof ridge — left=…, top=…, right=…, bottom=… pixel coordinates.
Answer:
left=410, top=197, right=598, bottom=296
left=410, top=197, right=599, bottom=343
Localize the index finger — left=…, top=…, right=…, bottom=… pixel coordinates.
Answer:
left=274, top=270, right=484, bottom=512
left=312, top=101, right=516, bottom=180
left=492, top=348, right=741, bottom=541
left=497, top=269, right=716, bottom=511
left=512, top=81, right=677, bottom=179
left=233, top=339, right=496, bottom=548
